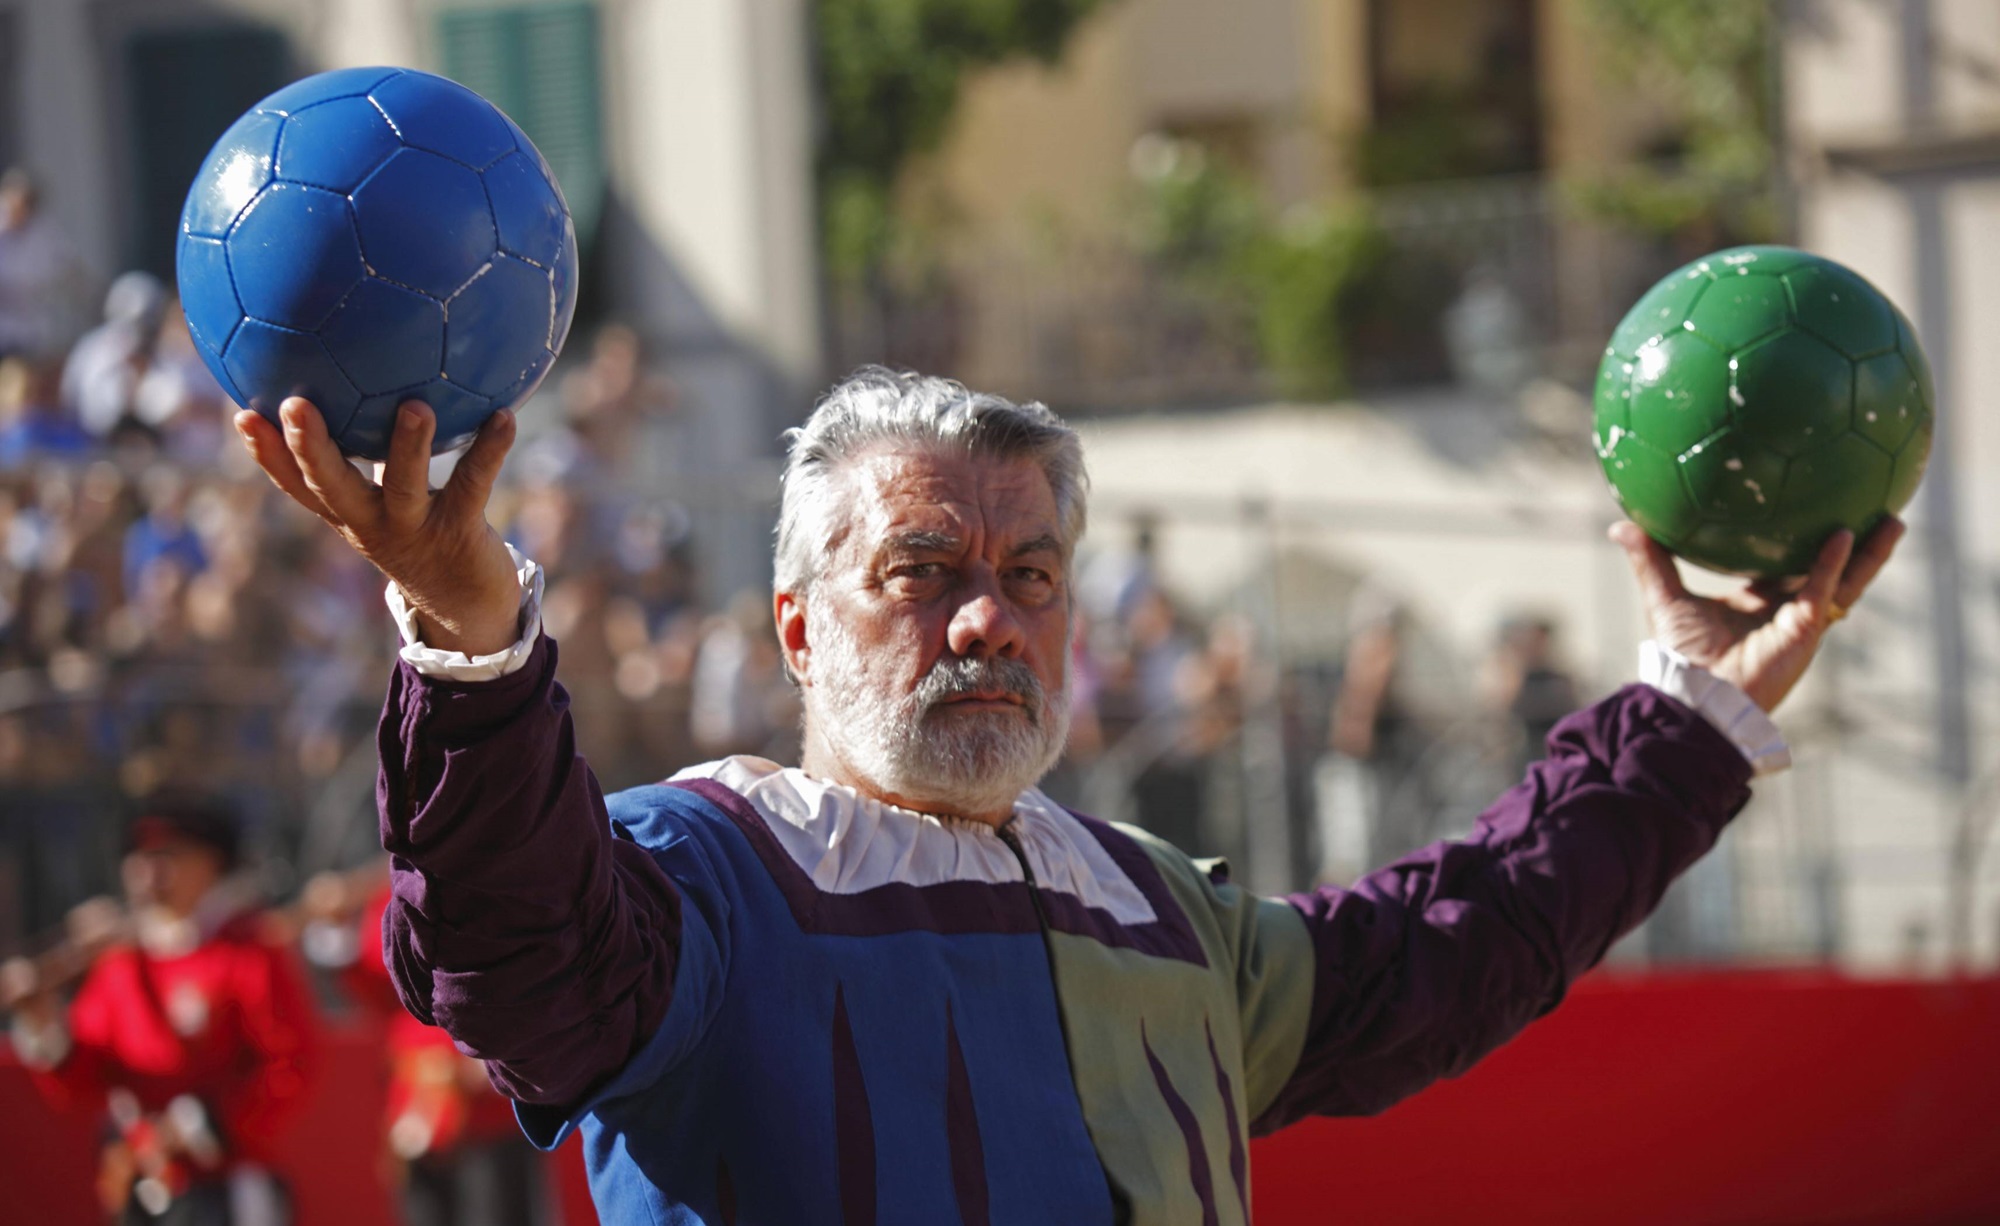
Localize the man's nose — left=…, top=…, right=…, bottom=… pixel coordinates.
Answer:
left=947, top=582, right=1026, bottom=660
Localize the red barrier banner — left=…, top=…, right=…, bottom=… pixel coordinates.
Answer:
left=4, top=971, right=1996, bottom=1225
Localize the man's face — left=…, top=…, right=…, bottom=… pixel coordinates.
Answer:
left=785, top=445, right=1074, bottom=818
left=123, top=839, right=225, bottom=919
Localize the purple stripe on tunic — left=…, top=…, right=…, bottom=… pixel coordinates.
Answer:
left=1060, top=812, right=1209, bottom=966
left=1204, top=1020, right=1246, bottom=1216
left=1142, top=1022, right=1219, bottom=1226
left=671, top=778, right=1205, bottom=965
left=831, top=983, right=876, bottom=1226
left=944, top=1001, right=990, bottom=1226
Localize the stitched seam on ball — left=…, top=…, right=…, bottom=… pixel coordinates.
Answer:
left=312, top=335, right=367, bottom=439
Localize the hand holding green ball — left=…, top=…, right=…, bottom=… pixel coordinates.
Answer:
left=1594, top=245, right=1932, bottom=579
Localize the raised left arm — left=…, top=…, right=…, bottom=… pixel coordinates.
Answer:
left=1244, top=517, right=1904, bottom=1130
left=1251, top=682, right=1747, bottom=1130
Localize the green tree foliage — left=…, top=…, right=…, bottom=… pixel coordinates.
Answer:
left=1131, top=142, right=1382, bottom=399
left=1574, top=0, right=1777, bottom=242
left=1243, top=209, right=1382, bottom=399
left=815, top=0, right=1108, bottom=281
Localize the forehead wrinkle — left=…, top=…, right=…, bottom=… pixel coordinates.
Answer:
left=842, top=445, right=1062, bottom=566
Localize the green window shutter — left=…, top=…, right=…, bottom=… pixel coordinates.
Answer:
left=437, top=3, right=604, bottom=246
left=0, top=10, right=19, bottom=171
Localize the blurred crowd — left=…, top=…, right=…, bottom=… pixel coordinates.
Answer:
left=1056, top=519, right=1580, bottom=892
left=0, top=167, right=799, bottom=950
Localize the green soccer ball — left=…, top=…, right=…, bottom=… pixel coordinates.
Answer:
left=1593, top=245, right=1933, bottom=578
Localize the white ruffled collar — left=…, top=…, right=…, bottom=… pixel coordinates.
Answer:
left=670, top=756, right=1158, bottom=925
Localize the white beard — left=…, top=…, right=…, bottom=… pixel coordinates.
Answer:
left=802, top=600, right=1071, bottom=817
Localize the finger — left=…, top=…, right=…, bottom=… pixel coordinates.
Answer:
left=236, top=410, right=334, bottom=521
left=279, top=398, right=378, bottom=528
left=1832, top=515, right=1906, bottom=610
left=1748, top=572, right=1810, bottom=601
left=379, top=401, right=437, bottom=528
left=1608, top=519, right=1690, bottom=608
left=1796, top=528, right=1855, bottom=623
left=440, top=409, right=515, bottom=518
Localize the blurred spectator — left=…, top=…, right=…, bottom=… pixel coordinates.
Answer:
left=65, top=271, right=169, bottom=439
left=1442, top=262, right=1534, bottom=397
left=136, top=309, right=230, bottom=466
left=4, top=794, right=322, bottom=1225
left=297, top=866, right=551, bottom=1226
left=611, top=500, right=695, bottom=629
left=1484, top=614, right=1580, bottom=778
left=507, top=475, right=591, bottom=581
left=0, top=168, right=86, bottom=363
left=52, top=461, right=137, bottom=657
left=1104, top=586, right=1207, bottom=854
left=690, top=589, right=798, bottom=762
left=1314, top=593, right=1436, bottom=881
left=558, top=323, right=677, bottom=479
left=124, top=467, right=208, bottom=595
left=0, top=357, right=91, bottom=466
left=1079, top=513, right=1161, bottom=624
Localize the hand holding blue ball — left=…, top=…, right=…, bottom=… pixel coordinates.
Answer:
left=178, top=67, right=579, bottom=460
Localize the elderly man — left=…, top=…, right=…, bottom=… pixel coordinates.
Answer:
left=237, top=367, right=1898, bottom=1225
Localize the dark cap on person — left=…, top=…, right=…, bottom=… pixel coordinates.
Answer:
left=124, top=794, right=241, bottom=869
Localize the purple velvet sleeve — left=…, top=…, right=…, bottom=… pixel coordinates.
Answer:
left=376, top=634, right=681, bottom=1107
left=1253, top=683, right=1753, bottom=1132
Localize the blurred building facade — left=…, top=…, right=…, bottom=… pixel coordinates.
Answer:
left=1782, top=0, right=2000, bottom=972
left=839, top=0, right=1678, bottom=405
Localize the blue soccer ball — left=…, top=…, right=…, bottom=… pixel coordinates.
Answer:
left=177, top=67, right=579, bottom=459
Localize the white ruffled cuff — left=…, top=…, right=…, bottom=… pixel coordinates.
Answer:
left=385, top=544, right=544, bottom=682
left=1639, top=640, right=1791, bottom=776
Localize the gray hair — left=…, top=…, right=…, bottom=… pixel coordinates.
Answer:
left=773, top=366, right=1088, bottom=594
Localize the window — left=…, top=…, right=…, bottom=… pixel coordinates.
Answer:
left=437, top=3, right=605, bottom=247
left=123, top=24, right=290, bottom=277
left=1362, top=0, right=1542, bottom=186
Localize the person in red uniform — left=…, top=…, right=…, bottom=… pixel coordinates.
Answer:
left=300, top=866, right=548, bottom=1226
left=6, top=796, right=321, bottom=1225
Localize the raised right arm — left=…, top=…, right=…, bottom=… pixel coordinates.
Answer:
left=377, top=629, right=680, bottom=1106
left=234, top=396, right=680, bottom=1108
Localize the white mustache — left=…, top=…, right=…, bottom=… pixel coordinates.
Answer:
left=915, top=655, right=1043, bottom=724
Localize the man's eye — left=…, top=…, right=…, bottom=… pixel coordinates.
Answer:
left=897, top=563, right=946, bottom=580
left=1010, top=567, right=1053, bottom=586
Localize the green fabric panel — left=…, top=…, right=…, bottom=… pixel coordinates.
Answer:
left=1043, top=826, right=1317, bottom=1224
left=1046, top=930, right=1245, bottom=1225
left=1223, top=892, right=1318, bottom=1123
left=1114, top=824, right=1317, bottom=1122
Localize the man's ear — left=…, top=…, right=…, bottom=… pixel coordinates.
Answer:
left=774, top=588, right=810, bottom=684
